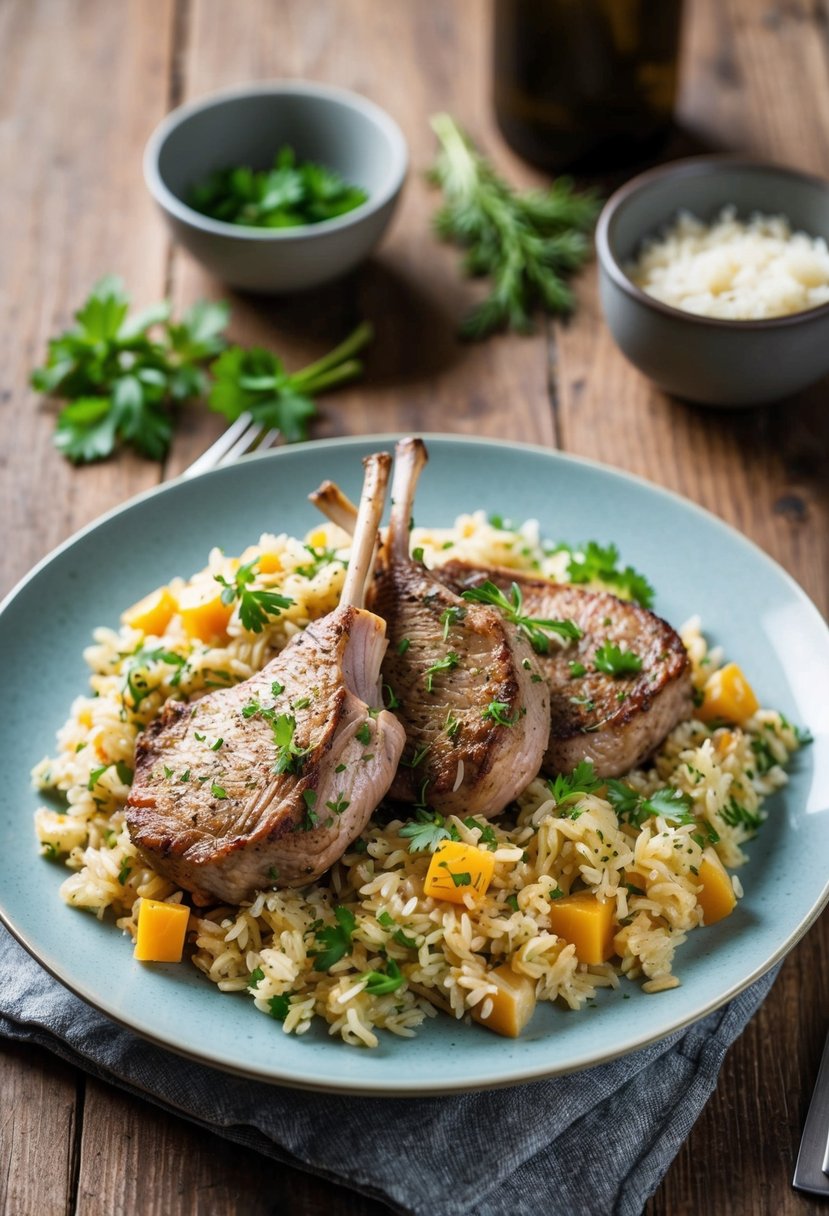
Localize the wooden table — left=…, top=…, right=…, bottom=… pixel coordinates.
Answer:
left=2, top=1, right=828, bottom=1212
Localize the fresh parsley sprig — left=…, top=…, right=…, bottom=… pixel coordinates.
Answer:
left=550, top=540, right=655, bottom=609
left=31, top=276, right=228, bottom=463
left=399, top=808, right=460, bottom=853
left=208, top=321, right=373, bottom=443
left=429, top=113, right=600, bottom=339
left=214, top=559, right=294, bottom=633
left=547, top=759, right=602, bottom=806
left=461, top=579, right=582, bottom=654
left=606, top=781, right=695, bottom=830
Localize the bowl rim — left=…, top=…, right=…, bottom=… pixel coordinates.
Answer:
left=595, top=154, right=829, bottom=331
left=143, top=79, right=409, bottom=242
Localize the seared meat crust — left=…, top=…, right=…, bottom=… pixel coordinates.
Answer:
left=367, top=438, right=549, bottom=818
left=437, top=560, right=693, bottom=777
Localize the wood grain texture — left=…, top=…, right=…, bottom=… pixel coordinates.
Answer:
left=0, top=1043, right=79, bottom=1216
left=1, top=1, right=828, bottom=1215
left=0, top=0, right=175, bottom=598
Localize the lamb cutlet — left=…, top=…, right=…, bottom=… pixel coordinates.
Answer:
left=125, top=453, right=405, bottom=905
left=316, top=437, right=550, bottom=818
left=438, top=560, right=693, bottom=777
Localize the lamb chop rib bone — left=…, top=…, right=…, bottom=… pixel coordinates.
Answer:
left=126, top=453, right=405, bottom=905
left=309, top=482, right=693, bottom=779
left=319, top=437, right=549, bottom=819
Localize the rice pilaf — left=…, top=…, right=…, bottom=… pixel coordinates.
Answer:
left=32, top=513, right=804, bottom=1047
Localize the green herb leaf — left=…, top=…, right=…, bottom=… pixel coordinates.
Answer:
left=593, top=642, right=643, bottom=677
left=556, top=540, right=655, bottom=608
left=208, top=322, right=372, bottom=444
left=429, top=114, right=599, bottom=338
left=214, top=558, right=294, bottom=633
left=362, top=957, right=405, bottom=996
left=187, top=147, right=369, bottom=229
left=547, top=759, right=602, bottom=806
left=461, top=579, right=581, bottom=654
left=32, top=277, right=228, bottom=463
left=310, top=905, right=357, bottom=971
left=399, top=808, right=453, bottom=853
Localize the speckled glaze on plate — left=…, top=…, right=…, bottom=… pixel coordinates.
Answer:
left=0, top=436, right=826, bottom=1094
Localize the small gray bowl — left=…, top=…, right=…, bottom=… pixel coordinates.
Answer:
left=595, top=157, right=829, bottom=406
left=144, top=81, right=408, bottom=293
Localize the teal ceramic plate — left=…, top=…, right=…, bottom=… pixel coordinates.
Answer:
left=1, top=436, right=827, bottom=1093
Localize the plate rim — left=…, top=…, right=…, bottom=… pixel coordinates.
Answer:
left=2, top=433, right=827, bottom=1095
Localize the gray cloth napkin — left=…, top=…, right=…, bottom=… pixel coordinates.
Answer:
left=0, top=924, right=776, bottom=1216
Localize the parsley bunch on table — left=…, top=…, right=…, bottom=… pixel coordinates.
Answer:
left=428, top=113, right=600, bottom=339
left=31, top=276, right=229, bottom=463
left=187, top=146, right=368, bottom=229
left=208, top=321, right=373, bottom=443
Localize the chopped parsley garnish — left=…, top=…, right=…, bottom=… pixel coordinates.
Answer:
left=481, top=700, right=519, bottom=726
left=383, top=684, right=401, bottom=710
left=439, top=605, right=466, bottom=640
left=310, top=905, right=356, bottom=971
left=399, top=808, right=458, bottom=853
left=362, top=958, right=405, bottom=996
left=209, top=737, right=224, bottom=751
left=215, top=559, right=294, bottom=633
left=505, top=893, right=520, bottom=912
left=123, top=646, right=187, bottom=710
left=460, top=579, right=582, bottom=654
left=271, top=680, right=285, bottom=698
left=272, top=713, right=309, bottom=775
left=568, top=661, right=587, bottom=678
left=720, top=799, right=762, bottom=832
left=187, top=146, right=368, bottom=228
left=547, top=759, right=602, bottom=806
left=463, top=817, right=498, bottom=850
left=118, top=859, right=132, bottom=885
left=444, top=711, right=461, bottom=740
left=355, top=722, right=372, bottom=746
left=88, top=760, right=134, bottom=791
left=247, top=966, right=265, bottom=989
left=267, top=993, right=293, bottom=1021
left=593, top=641, right=643, bottom=677
left=396, top=637, right=411, bottom=655
left=606, top=781, right=695, bottom=829
left=211, top=782, right=228, bottom=799
left=559, top=540, right=655, bottom=608
left=301, top=789, right=318, bottom=829
left=441, top=863, right=472, bottom=887
left=412, top=546, right=425, bottom=563
left=295, top=544, right=346, bottom=579
left=326, top=795, right=350, bottom=815
left=424, top=651, right=460, bottom=692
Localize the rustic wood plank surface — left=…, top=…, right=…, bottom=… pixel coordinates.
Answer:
left=1, top=1, right=827, bottom=1215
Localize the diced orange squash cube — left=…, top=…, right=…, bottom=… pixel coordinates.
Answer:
left=424, top=840, right=495, bottom=904
left=255, top=552, right=282, bottom=574
left=696, top=847, right=737, bottom=925
left=548, top=889, right=615, bottom=964
left=122, top=586, right=177, bottom=637
left=134, top=898, right=190, bottom=963
left=698, top=663, right=759, bottom=725
left=177, top=583, right=233, bottom=642
left=472, top=963, right=537, bottom=1038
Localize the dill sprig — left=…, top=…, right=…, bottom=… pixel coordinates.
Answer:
left=428, top=113, right=600, bottom=339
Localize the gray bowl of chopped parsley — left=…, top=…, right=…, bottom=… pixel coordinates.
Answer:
left=144, top=81, right=408, bottom=293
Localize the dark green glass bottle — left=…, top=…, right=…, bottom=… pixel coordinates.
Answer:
left=493, top=0, right=684, bottom=172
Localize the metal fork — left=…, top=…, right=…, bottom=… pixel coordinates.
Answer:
left=793, top=1028, right=829, bottom=1196
left=182, top=413, right=281, bottom=478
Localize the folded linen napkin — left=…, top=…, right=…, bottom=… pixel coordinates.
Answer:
left=0, top=925, right=776, bottom=1216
